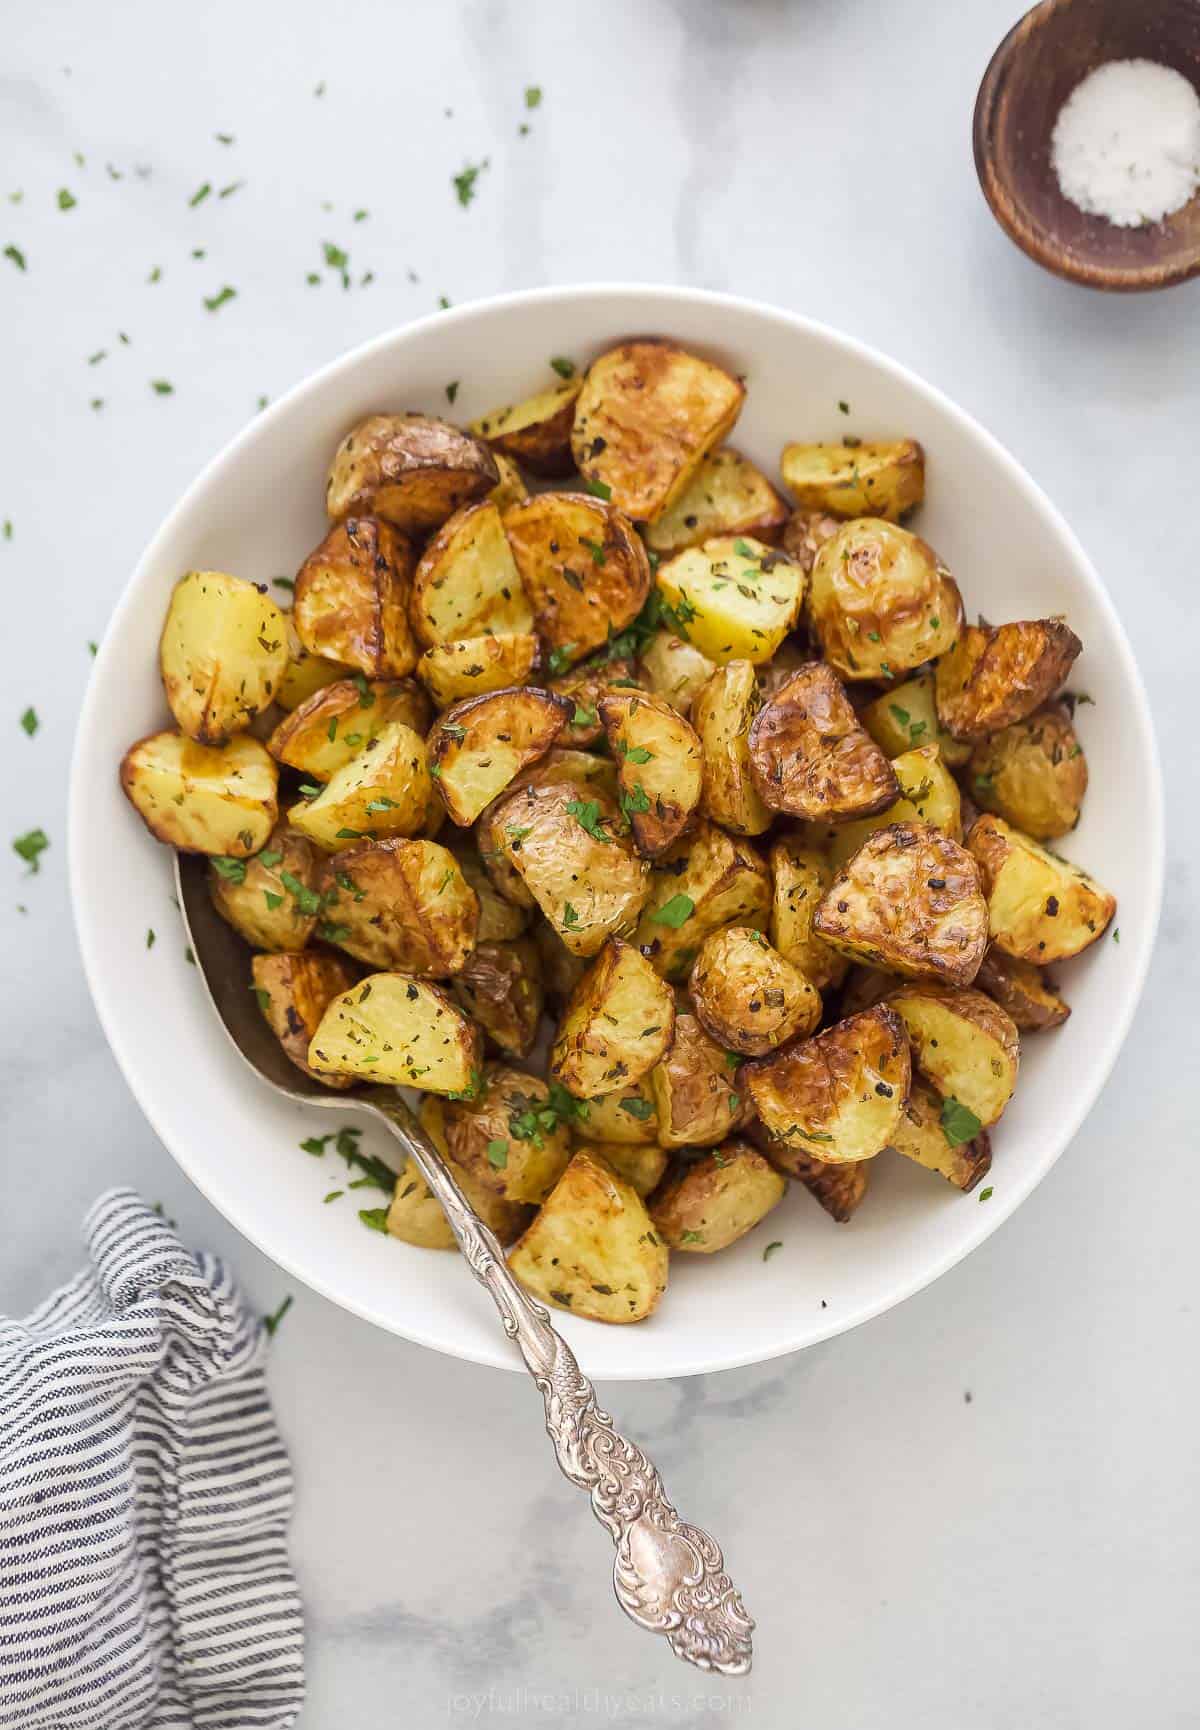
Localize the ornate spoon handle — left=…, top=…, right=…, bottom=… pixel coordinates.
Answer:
left=366, top=1091, right=755, bottom=1676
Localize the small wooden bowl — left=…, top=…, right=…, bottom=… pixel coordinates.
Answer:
left=975, top=0, right=1200, bottom=290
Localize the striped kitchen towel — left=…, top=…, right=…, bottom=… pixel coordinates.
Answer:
left=0, top=1188, right=304, bottom=1729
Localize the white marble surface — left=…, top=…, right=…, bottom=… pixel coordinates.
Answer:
left=2, top=2, right=1197, bottom=1724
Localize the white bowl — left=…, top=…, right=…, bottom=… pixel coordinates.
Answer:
left=70, top=285, right=1163, bottom=1379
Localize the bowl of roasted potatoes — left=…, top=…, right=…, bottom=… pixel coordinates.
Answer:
left=71, top=285, right=1162, bottom=1377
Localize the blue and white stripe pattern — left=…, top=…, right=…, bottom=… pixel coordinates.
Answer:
left=0, top=1189, right=304, bottom=1728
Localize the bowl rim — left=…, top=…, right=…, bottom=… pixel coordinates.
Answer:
left=70, top=282, right=1165, bottom=1378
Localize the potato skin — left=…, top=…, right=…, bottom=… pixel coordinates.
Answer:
left=967, top=703, right=1087, bottom=840
left=814, top=821, right=988, bottom=986
left=817, top=742, right=963, bottom=871
left=435, top=1066, right=571, bottom=1205
left=974, top=946, right=1069, bottom=1032
left=637, top=630, right=716, bottom=715
left=692, top=660, right=772, bottom=836
left=503, top=492, right=651, bottom=668
left=597, top=688, right=703, bottom=858
left=768, top=836, right=849, bottom=992
left=748, top=662, right=899, bottom=821
left=808, top=519, right=963, bottom=682
left=293, top=516, right=418, bottom=679
left=160, top=571, right=288, bottom=744
left=449, top=936, right=544, bottom=1058
left=209, top=821, right=321, bottom=951
left=252, top=950, right=359, bottom=1088
left=288, top=719, right=432, bottom=849
left=780, top=439, right=925, bottom=521
left=888, top=983, right=1020, bottom=1128
left=409, top=499, right=533, bottom=648
left=966, top=813, right=1115, bottom=963
left=744, top=1004, right=911, bottom=1165
left=315, top=837, right=478, bottom=974
left=644, top=446, right=787, bottom=558
left=429, top=686, right=571, bottom=827
left=649, top=1142, right=786, bottom=1253
left=779, top=509, right=841, bottom=576
left=120, top=731, right=278, bottom=856
left=888, top=1073, right=993, bottom=1192
left=488, top=450, right=528, bottom=514
left=268, top=676, right=430, bottom=782
left=476, top=750, right=619, bottom=912
left=935, top=619, right=1082, bottom=742
left=326, top=413, right=498, bottom=532
left=550, top=937, right=675, bottom=1098
left=689, top=926, right=821, bottom=1057
left=649, top=1013, right=753, bottom=1148
left=571, top=339, right=745, bottom=524
left=632, top=821, right=771, bottom=983
left=790, top=1151, right=872, bottom=1222
left=548, top=654, right=641, bottom=748
left=400, top=1097, right=533, bottom=1246
left=470, top=377, right=582, bottom=476
left=307, top=972, right=482, bottom=1092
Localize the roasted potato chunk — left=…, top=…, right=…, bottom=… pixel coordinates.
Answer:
left=689, top=926, right=821, bottom=1057
left=449, top=937, right=543, bottom=1058
left=507, top=1149, right=668, bottom=1324
left=433, top=1068, right=571, bottom=1205
left=308, top=972, right=482, bottom=1091
left=574, top=1141, right=668, bottom=1197
left=548, top=654, right=640, bottom=748
left=748, top=662, right=898, bottom=821
left=399, top=1095, right=532, bottom=1245
left=470, top=377, right=582, bottom=476
left=314, top=838, right=478, bottom=974
left=160, top=570, right=288, bottom=744
left=550, top=937, right=675, bottom=1098
left=209, top=821, right=321, bottom=951
left=491, top=781, right=650, bottom=956
left=744, top=1004, right=910, bottom=1165
left=476, top=749, right=620, bottom=912
left=293, top=516, right=418, bottom=679
left=808, top=520, right=963, bottom=683
left=385, top=1154, right=458, bottom=1250
left=409, top=500, right=533, bottom=648
left=966, top=814, right=1115, bottom=963
left=780, top=439, right=925, bottom=521
left=967, top=703, right=1087, bottom=840
left=768, top=836, right=849, bottom=992
left=935, top=619, right=1082, bottom=742
left=597, top=687, right=703, bottom=858
left=836, top=965, right=897, bottom=1018
left=571, top=339, right=744, bottom=523
left=649, top=1013, right=753, bottom=1148
left=813, top=822, right=987, bottom=985
left=817, top=743, right=963, bottom=870
left=636, top=629, right=716, bottom=715
left=267, top=677, right=430, bottom=782
left=632, top=821, right=771, bottom=983
left=974, top=947, right=1070, bottom=1031
left=656, top=536, right=806, bottom=667
left=503, top=492, right=651, bottom=667
left=120, top=731, right=277, bottom=856
left=275, top=615, right=351, bottom=713
left=888, top=984, right=1019, bottom=1128
left=860, top=670, right=972, bottom=768
left=790, top=1150, right=872, bottom=1222
left=288, top=719, right=431, bottom=849
left=575, top=1078, right=660, bottom=1145
left=488, top=450, right=527, bottom=514
left=692, top=660, right=772, bottom=836
left=455, top=847, right=529, bottom=943
left=779, top=509, right=841, bottom=577
left=326, top=413, right=498, bottom=532
left=429, top=686, right=571, bottom=826
left=650, top=1142, right=786, bottom=1252
left=644, top=446, right=787, bottom=558
left=532, top=917, right=587, bottom=1006
left=888, top=1073, right=993, bottom=1192
left=252, top=950, right=359, bottom=1088
left=416, top=633, right=540, bottom=709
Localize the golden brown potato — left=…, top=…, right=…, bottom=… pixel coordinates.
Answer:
left=267, top=677, right=430, bottom=782
left=888, top=984, right=1019, bottom=1128
left=475, top=749, right=620, bottom=912
left=307, top=972, right=482, bottom=1092
left=644, top=446, right=788, bottom=558
left=935, top=619, right=1082, bottom=742
left=966, top=814, right=1115, bottom=963
left=470, top=377, right=582, bottom=476
left=408, top=500, right=533, bottom=648
left=326, top=413, right=498, bottom=532
left=744, top=1004, right=910, bottom=1164
left=160, top=571, right=289, bottom=744
left=454, top=847, right=529, bottom=943
left=433, top=1067, right=571, bottom=1205
left=449, top=936, right=543, bottom=1058
left=974, top=947, right=1070, bottom=1032
left=429, top=686, right=571, bottom=826
left=416, top=633, right=540, bottom=709
left=574, top=1141, right=668, bottom=1197
left=548, top=655, right=640, bottom=748
left=789, top=1150, right=872, bottom=1222
left=632, top=821, right=771, bottom=983
left=597, top=687, right=703, bottom=858
left=120, top=731, right=278, bottom=856
left=649, top=1013, right=753, bottom=1148
left=817, top=743, right=963, bottom=870
left=692, top=660, right=772, bottom=836
left=532, top=917, right=588, bottom=1007
left=252, top=950, right=359, bottom=1088
left=689, top=926, right=821, bottom=1056
left=813, top=822, right=988, bottom=985
left=836, top=965, right=897, bottom=1018
left=768, top=836, right=849, bottom=992
left=570, top=339, right=745, bottom=523
left=503, top=492, right=651, bottom=668
left=507, top=1149, right=668, bottom=1323
left=650, top=1142, right=787, bottom=1253
left=780, top=439, right=925, bottom=521
left=491, top=781, right=650, bottom=955
left=385, top=1154, right=459, bottom=1250
left=967, top=703, right=1087, bottom=840
left=488, top=450, right=528, bottom=515
left=209, top=821, right=321, bottom=951
left=391, top=1097, right=532, bottom=1247
left=550, top=937, right=675, bottom=1098
left=574, top=1077, right=660, bottom=1144
left=275, top=615, right=352, bottom=713
left=288, top=719, right=432, bottom=849
left=314, top=838, right=478, bottom=973
left=887, top=1073, right=993, bottom=1192
left=779, top=509, right=841, bottom=577
left=655, top=536, right=806, bottom=666
left=292, top=516, right=418, bottom=679
left=636, top=630, right=717, bottom=715
left=754, top=636, right=812, bottom=702
left=859, top=671, right=972, bottom=768
left=808, top=519, right=963, bottom=682
left=747, top=662, right=899, bottom=821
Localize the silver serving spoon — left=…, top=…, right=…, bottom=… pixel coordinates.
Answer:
left=175, top=852, right=754, bottom=1675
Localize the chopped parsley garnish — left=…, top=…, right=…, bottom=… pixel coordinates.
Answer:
left=150, top=379, right=174, bottom=395
left=317, top=920, right=351, bottom=943
left=561, top=902, right=580, bottom=929
left=580, top=536, right=606, bottom=566
left=203, top=284, right=237, bottom=312
left=445, top=380, right=459, bottom=403
left=3, top=244, right=26, bottom=272
left=486, top=1139, right=508, bottom=1169
left=546, top=644, right=576, bottom=677
left=358, top=1207, right=389, bottom=1233
left=651, top=892, right=694, bottom=928
left=732, top=539, right=758, bottom=558
left=584, top=478, right=612, bottom=500
left=19, top=707, right=37, bottom=737
left=57, top=188, right=77, bottom=211
left=258, top=849, right=282, bottom=868
left=565, top=798, right=610, bottom=843
left=146, top=928, right=156, bottom=949
left=550, top=355, right=575, bottom=378
left=618, top=1096, right=654, bottom=1120
left=1112, top=927, right=1120, bottom=943
left=681, top=1230, right=704, bottom=1245
left=188, top=182, right=211, bottom=207
left=218, top=180, right=244, bottom=199
left=262, top=1295, right=292, bottom=1336
left=940, top=1096, right=983, bottom=1148
left=211, top=855, right=247, bottom=883
left=215, top=131, right=235, bottom=145
left=571, top=704, right=597, bottom=729
left=322, top=241, right=351, bottom=288
left=440, top=722, right=466, bottom=742
left=620, top=742, right=652, bottom=764
left=13, top=828, right=49, bottom=873
left=763, top=1240, right=783, bottom=1261
left=452, top=159, right=488, bottom=207
left=978, top=1186, right=994, bottom=1203
left=364, top=796, right=399, bottom=815
left=525, top=85, right=543, bottom=109
left=279, top=869, right=321, bottom=915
